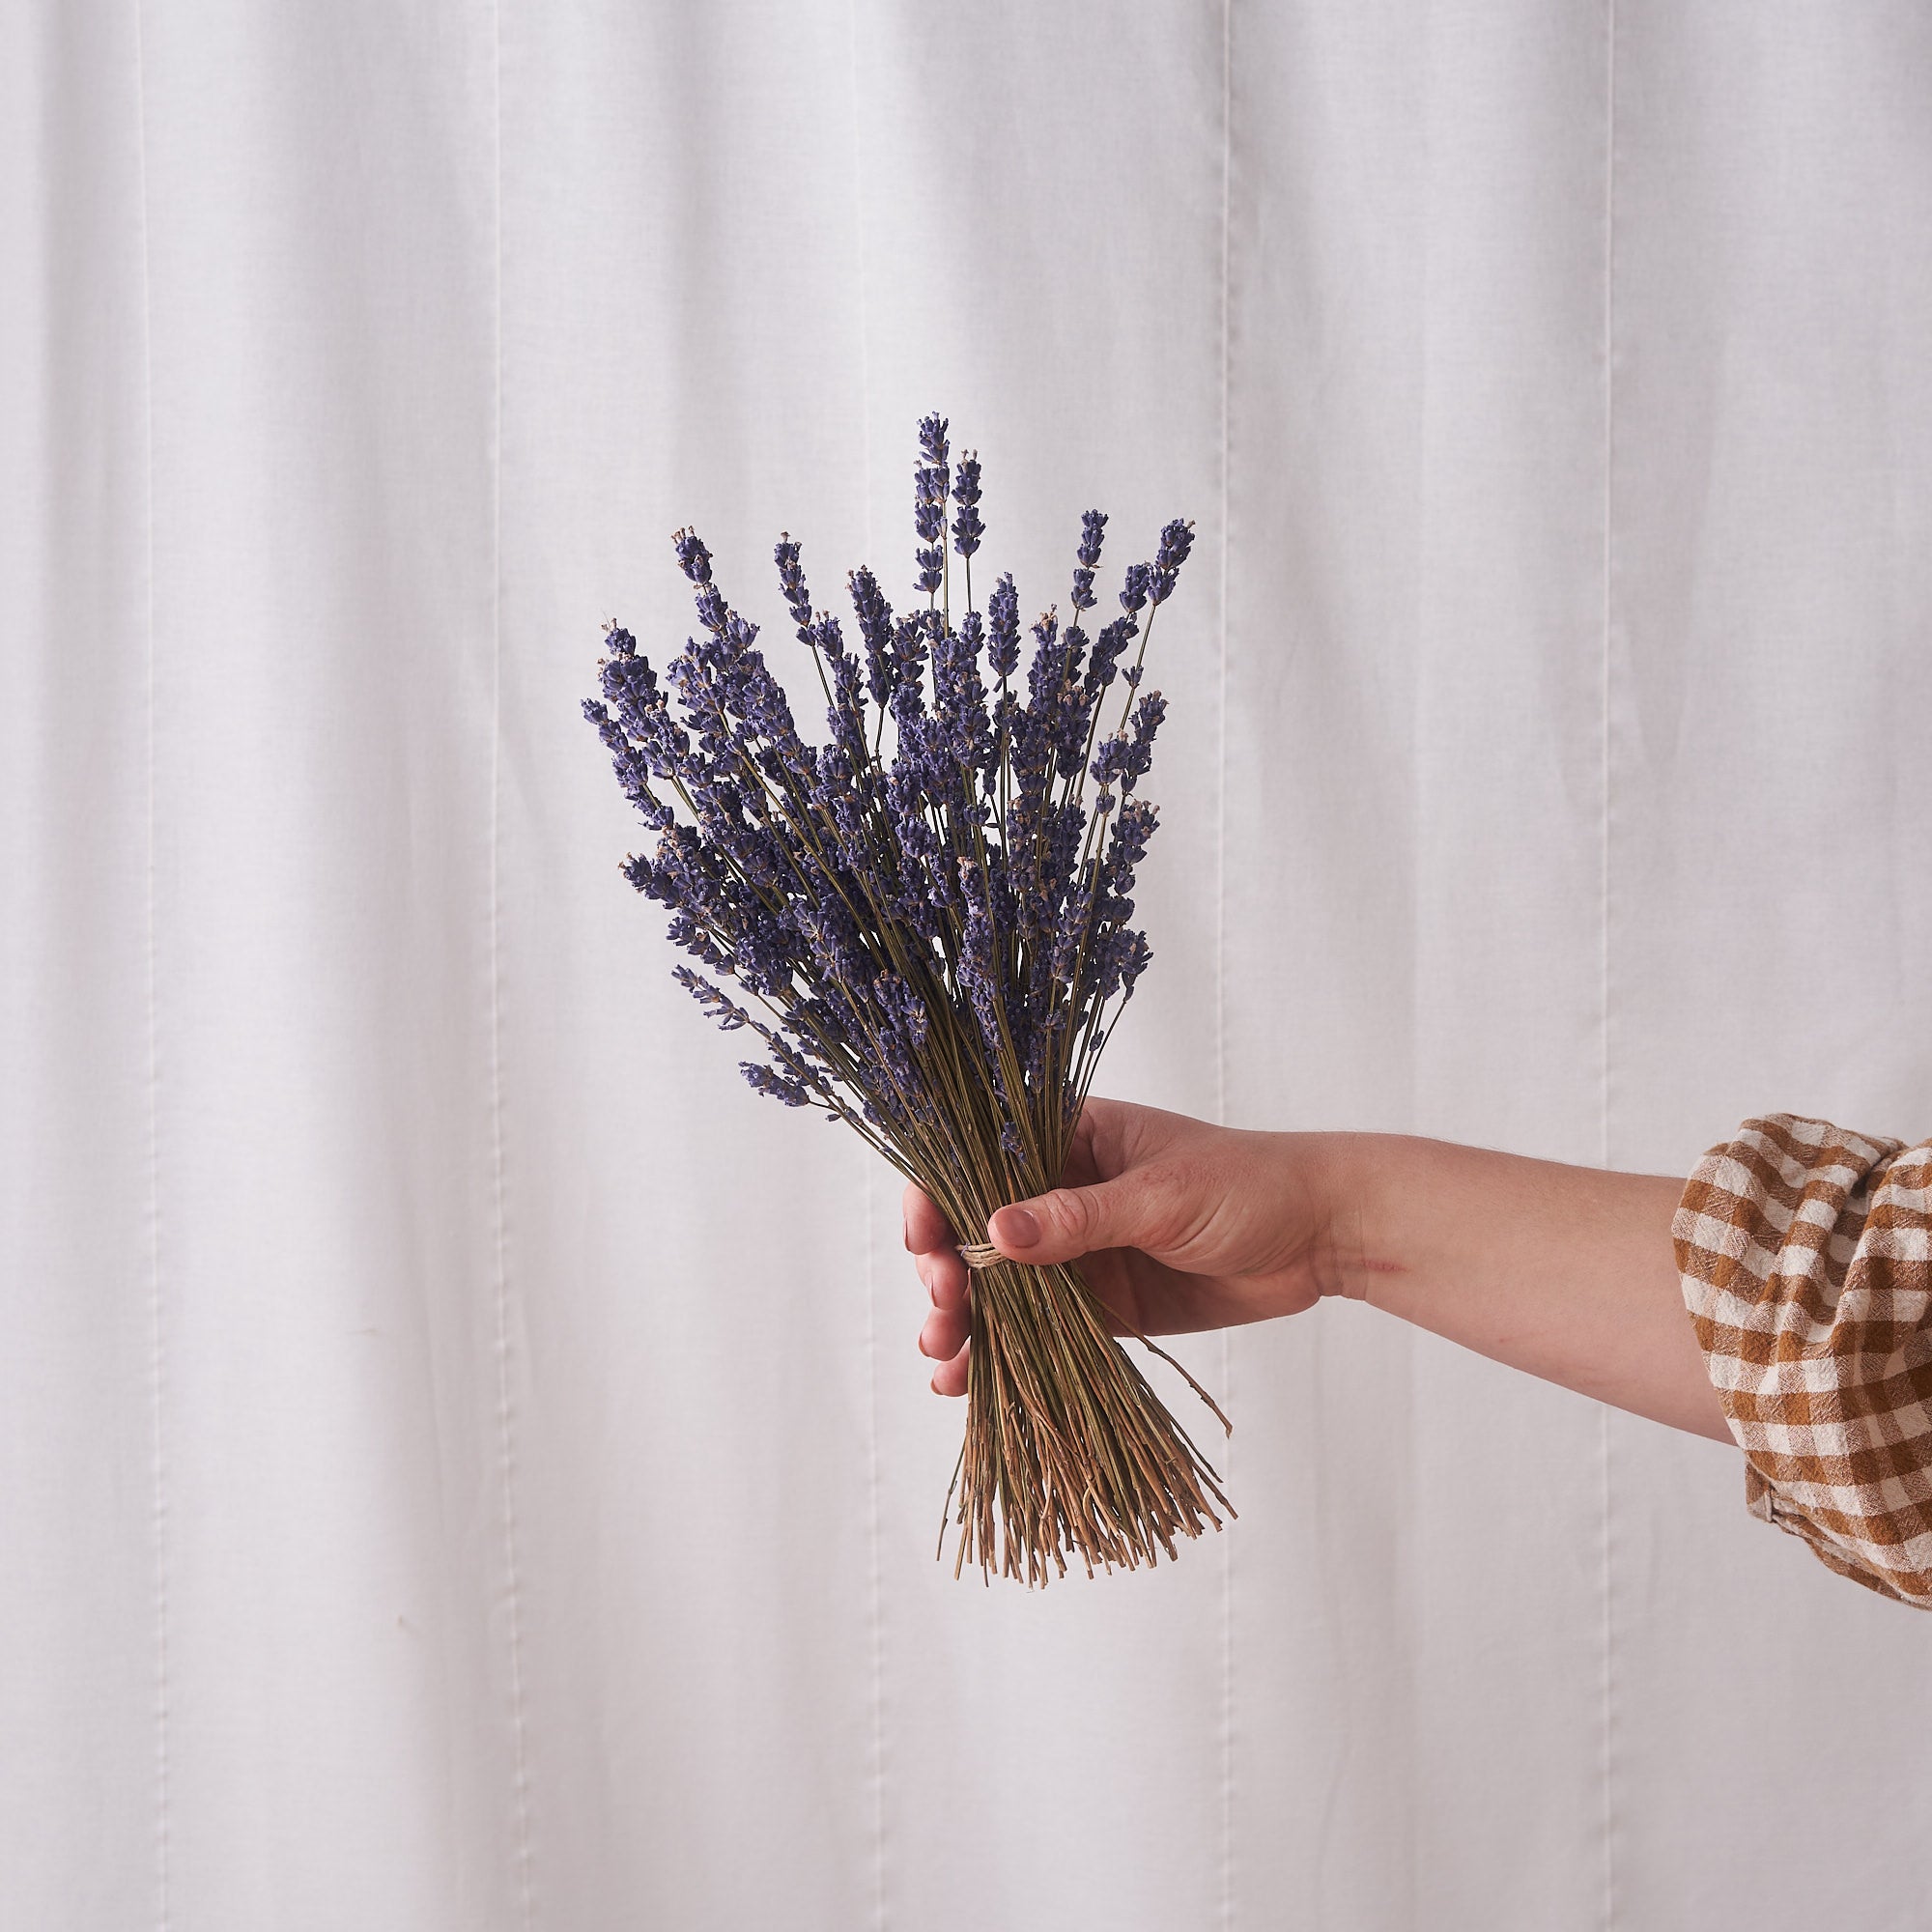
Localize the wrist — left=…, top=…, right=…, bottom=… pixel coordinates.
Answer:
left=1296, top=1130, right=1414, bottom=1302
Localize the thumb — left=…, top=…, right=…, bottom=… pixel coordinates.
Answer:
left=987, top=1173, right=1164, bottom=1265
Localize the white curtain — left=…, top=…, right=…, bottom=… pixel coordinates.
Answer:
left=6, top=4, right=1930, bottom=1926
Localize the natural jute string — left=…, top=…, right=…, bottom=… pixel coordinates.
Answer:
left=957, top=1242, right=1003, bottom=1268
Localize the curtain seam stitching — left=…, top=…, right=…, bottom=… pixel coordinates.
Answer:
left=1600, top=3, right=1620, bottom=1928
left=1218, top=3, right=1236, bottom=1927
left=845, top=7, right=887, bottom=1925
left=133, top=4, right=169, bottom=1924
left=489, top=7, right=537, bottom=1924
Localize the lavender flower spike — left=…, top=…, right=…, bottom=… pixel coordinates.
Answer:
left=1147, top=519, right=1195, bottom=605
left=914, top=418, right=949, bottom=597
left=774, top=533, right=813, bottom=637
left=952, top=452, right=984, bottom=562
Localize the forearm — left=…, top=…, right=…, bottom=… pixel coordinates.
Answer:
left=1313, top=1133, right=1730, bottom=1441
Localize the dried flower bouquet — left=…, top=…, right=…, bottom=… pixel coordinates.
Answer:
left=582, top=415, right=1231, bottom=1584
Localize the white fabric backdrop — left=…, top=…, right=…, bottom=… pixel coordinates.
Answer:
left=5, top=3, right=1930, bottom=1926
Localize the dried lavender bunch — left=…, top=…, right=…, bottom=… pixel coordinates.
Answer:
left=582, top=415, right=1230, bottom=1584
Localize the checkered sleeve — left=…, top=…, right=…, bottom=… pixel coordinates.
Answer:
left=1673, top=1113, right=1932, bottom=1607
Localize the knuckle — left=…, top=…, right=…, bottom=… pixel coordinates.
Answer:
left=1047, top=1187, right=1094, bottom=1244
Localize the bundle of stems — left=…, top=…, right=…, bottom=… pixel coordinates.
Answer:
left=583, top=415, right=1231, bottom=1583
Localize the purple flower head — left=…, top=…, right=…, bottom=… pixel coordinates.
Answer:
left=986, top=574, right=1021, bottom=680
left=874, top=971, right=931, bottom=1052
left=1024, top=608, right=1063, bottom=712
left=599, top=645, right=692, bottom=782
left=1086, top=614, right=1136, bottom=695
left=934, top=610, right=993, bottom=772
left=664, top=912, right=728, bottom=974
left=914, top=475, right=947, bottom=596
left=774, top=533, right=812, bottom=635
left=1091, top=731, right=1128, bottom=789
left=1107, top=797, right=1158, bottom=874
left=848, top=567, right=896, bottom=709
left=809, top=611, right=847, bottom=662
left=1087, top=924, right=1153, bottom=1008
left=673, top=528, right=713, bottom=585
left=824, top=651, right=868, bottom=760
left=1121, top=690, right=1166, bottom=791
left=1047, top=633, right=1093, bottom=759
left=953, top=854, right=1008, bottom=1067
left=742, top=1063, right=812, bottom=1107
left=1064, top=510, right=1106, bottom=613
left=1119, top=562, right=1152, bottom=614
left=1148, top=519, right=1195, bottom=605
left=683, top=560, right=728, bottom=632
left=892, top=611, right=930, bottom=686
left=1155, top=518, right=1194, bottom=572
left=913, top=417, right=952, bottom=595
left=914, top=465, right=946, bottom=547
left=952, top=452, right=984, bottom=561
left=674, top=963, right=753, bottom=1032
left=583, top=698, right=675, bottom=833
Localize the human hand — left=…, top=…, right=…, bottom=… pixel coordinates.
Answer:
left=908, top=1096, right=1337, bottom=1396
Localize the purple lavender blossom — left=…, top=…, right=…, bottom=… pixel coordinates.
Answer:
left=849, top=566, right=896, bottom=710
left=742, top=1063, right=813, bottom=1106
left=1121, top=691, right=1166, bottom=791
left=1069, top=510, right=1106, bottom=615
left=774, top=534, right=812, bottom=636
left=1148, top=520, right=1194, bottom=604
left=1085, top=614, right=1137, bottom=696
left=952, top=453, right=984, bottom=561
left=914, top=412, right=950, bottom=596
left=986, top=574, right=1021, bottom=680
left=674, top=529, right=713, bottom=583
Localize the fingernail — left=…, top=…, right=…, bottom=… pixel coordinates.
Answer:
left=994, top=1205, right=1040, bottom=1250
left=902, top=1209, right=911, bottom=1251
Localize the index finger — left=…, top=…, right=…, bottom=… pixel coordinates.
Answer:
left=902, top=1181, right=956, bottom=1257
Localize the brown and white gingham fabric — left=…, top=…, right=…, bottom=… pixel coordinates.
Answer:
left=1674, top=1113, right=1932, bottom=1607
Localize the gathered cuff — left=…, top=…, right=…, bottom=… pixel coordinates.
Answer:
left=1673, top=1113, right=1932, bottom=1608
